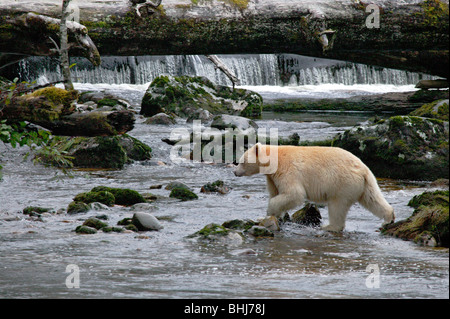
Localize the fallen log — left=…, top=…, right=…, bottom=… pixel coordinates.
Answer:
left=0, top=12, right=100, bottom=68
left=0, top=87, right=134, bottom=136
left=0, top=0, right=447, bottom=77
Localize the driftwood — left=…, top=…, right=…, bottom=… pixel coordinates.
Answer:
left=205, top=55, right=240, bottom=88
left=1, top=88, right=134, bottom=136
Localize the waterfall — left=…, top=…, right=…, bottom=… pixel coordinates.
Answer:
left=14, top=54, right=433, bottom=87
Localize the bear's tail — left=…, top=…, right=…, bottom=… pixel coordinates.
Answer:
left=358, top=169, right=395, bottom=224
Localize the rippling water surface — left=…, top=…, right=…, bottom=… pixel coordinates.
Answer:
left=0, top=84, right=448, bottom=299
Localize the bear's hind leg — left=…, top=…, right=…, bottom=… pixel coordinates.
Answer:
left=322, top=199, right=353, bottom=232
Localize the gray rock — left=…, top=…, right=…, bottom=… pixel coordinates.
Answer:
left=132, top=212, right=163, bottom=231
left=211, top=114, right=258, bottom=132
left=144, top=112, right=176, bottom=125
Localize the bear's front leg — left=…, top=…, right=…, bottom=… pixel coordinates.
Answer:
left=267, top=192, right=304, bottom=218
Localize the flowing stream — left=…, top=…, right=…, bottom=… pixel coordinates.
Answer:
left=0, top=55, right=448, bottom=298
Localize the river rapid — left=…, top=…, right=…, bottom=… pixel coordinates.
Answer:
left=0, top=83, right=448, bottom=299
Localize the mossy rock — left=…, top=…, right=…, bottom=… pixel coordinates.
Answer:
left=193, top=223, right=229, bottom=238
left=67, top=201, right=90, bottom=214
left=200, top=180, right=230, bottom=194
left=169, top=187, right=198, bottom=201
left=75, top=225, right=98, bottom=234
left=333, top=115, right=449, bottom=180
left=101, top=226, right=124, bottom=233
left=31, top=87, right=78, bottom=109
left=292, top=203, right=322, bottom=227
left=91, top=186, right=146, bottom=206
left=73, top=191, right=116, bottom=207
left=221, top=219, right=256, bottom=231
left=409, top=99, right=449, bottom=121
left=382, top=190, right=449, bottom=247
left=408, top=190, right=449, bottom=208
left=23, top=206, right=53, bottom=216
left=49, top=135, right=152, bottom=169
left=140, top=75, right=262, bottom=118
left=82, top=217, right=108, bottom=230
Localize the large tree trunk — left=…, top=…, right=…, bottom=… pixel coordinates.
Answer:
left=0, top=0, right=448, bottom=78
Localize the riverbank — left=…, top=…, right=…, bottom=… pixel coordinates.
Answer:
left=263, top=89, right=449, bottom=114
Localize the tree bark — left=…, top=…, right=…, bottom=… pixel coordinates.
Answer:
left=0, top=0, right=448, bottom=78
left=60, top=0, right=74, bottom=91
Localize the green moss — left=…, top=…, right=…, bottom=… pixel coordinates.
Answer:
left=221, top=219, right=256, bottom=231
left=83, top=217, right=108, bottom=230
left=194, top=223, right=230, bottom=238
left=67, top=201, right=90, bottom=214
left=150, top=75, right=170, bottom=88
left=75, top=225, right=98, bottom=234
left=101, top=226, right=124, bottom=233
left=71, top=136, right=128, bottom=169
left=91, top=186, right=146, bottom=206
left=141, top=75, right=262, bottom=118
left=418, top=0, right=449, bottom=27
left=169, top=187, right=198, bottom=201
left=31, top=87, right=78, bottom=108
left=73, top=190, right=116, bottom=207
left=408, top=190, right=449, bottom=208
left=382, top=190, right=449, bottom=247
left=122, top=134, right=152, bottom=161
left=23, top=206, right=52, bottom=215
left=97, top=98, right=119, bottom=107
left=410, top=100, right=449, bottom=120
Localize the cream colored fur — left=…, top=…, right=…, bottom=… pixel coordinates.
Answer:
left=234, top=143, right=395, bottom=232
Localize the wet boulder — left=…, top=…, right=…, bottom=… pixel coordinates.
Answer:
left=381, top=190, right=449, bottom=247
left=333, top=115, right=449, bottom=180
left=75, top=225, right=97, bottom=234
left=90, top=186, right=146, bottom=206
left=169, top=187, right=198, bottom=201
left=210, top=114, right=258, bottom=132
left=200, top=180, right=230, bottom=194
left=140, top=75, right=262, bottom=118
left=188, top=223, right=244, bottom=246
left=73, top=190, right=116, bottom=207
left=41, top=134, right=152, bottom=169
left=143, top=112, right=176, bottom=125
left=292, top=203, right=322, bottom=227
left=82, top=217, right=108, bottom=230
left=132, top=212, right=163, bottom=231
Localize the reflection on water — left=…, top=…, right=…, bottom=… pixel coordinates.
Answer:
left=0, top=94, right=448, bottom=299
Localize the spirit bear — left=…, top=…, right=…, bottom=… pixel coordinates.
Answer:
left=234, top=143, right=394, bottom=232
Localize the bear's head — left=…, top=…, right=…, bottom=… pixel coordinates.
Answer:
left=234, top=143, right=278, bottom=176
